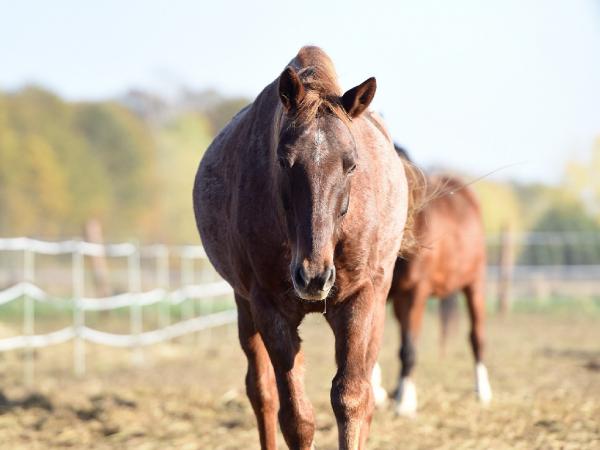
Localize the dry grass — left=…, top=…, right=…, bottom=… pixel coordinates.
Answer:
left=0, top=308, right=599, bottom=449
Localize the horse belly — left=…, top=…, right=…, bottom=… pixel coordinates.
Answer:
left=193, top=148, right=246, bottom=293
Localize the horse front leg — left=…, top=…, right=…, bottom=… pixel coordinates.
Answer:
left=236, top=295, right=279, bottom=450
left=251, top=287, right=315, bottom=450
left=327, top=286, right=381, bottom=450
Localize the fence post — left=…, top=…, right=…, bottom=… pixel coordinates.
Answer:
left=84, top=219, right=111, bottom=298
left=181, top=253, right=195, bottom=344
left=181, top=254, right=194, bottom=320
left=129, top=244, right=143, bottom=364
left=157, top=245, right=170, bottom=329
left=198, top=257, right=216, bottom=345
left=23, top=244, right=35, bottom=386
left=497, top=226, right=514, bottom=315
left=73, top=242, right=85, bottom=376
left=199, top=257, right=215, bottom=315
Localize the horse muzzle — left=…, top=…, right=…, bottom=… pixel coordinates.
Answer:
left=291, top=264, right=336, bottom=301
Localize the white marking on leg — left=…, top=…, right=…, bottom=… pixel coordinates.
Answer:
left=475, top=362, right=492, bottom=404
left=395, top=376, right=417, bottom=417
left=371, top=362, right=388, bottom=408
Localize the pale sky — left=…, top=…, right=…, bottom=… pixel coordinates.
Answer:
left=1, top=0, right=599, bottom=183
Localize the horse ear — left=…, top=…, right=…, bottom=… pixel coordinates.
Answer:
left=279, top=66, right=305, bottom=112
left=341, top=77, right=377, bottom=118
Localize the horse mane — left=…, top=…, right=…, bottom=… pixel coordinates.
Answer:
left=429, top=174, right=481, bottom=212
left=394, top=143, right=412, bottom=162
left=287, top=47, right=351, bottom=127
left=391, top=142, right=428, bottom=256
left=399, top=159, right=428, bottom=257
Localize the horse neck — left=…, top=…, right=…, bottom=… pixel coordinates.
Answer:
left=237, top=81, right=286, bottom=227
left=248, top=80, right=283, bottom=167
left=269, top=101, right=284, bottom=160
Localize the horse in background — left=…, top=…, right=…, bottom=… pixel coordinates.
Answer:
left=384, top=145, right=492, bottom=416
left=394, top=145, right=461, bottom=353
left=194, top=46, right=408, bottom=450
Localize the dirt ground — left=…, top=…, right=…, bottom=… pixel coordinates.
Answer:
left=0, top=308, right=599, bottom=450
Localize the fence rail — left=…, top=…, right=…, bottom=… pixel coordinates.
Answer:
left=2, top=232, right=600, bottom=381
left=0, top=237, right=236, bottom=381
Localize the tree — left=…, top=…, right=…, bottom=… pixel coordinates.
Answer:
left=564, top=137, right=600, bottom=224
left=153, top=113, right=213, bottom=243
left=472, top=180, right=523, bottom=234
left=0, top=84, right=249, bottom=242
left=74, top=102, right=159, bottom=238
left=523, top=197, right=600, bottom=265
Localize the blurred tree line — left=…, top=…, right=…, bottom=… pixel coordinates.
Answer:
left=0, top=85, right=248, bottom=243
left=0, top=84, right=599, bottom=263
left=473, top=138, right=600, bottom=265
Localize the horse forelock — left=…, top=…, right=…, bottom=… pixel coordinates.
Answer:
left=285, top=47, right=350, bottom=128
left=271, top=65, right=351, bottom=157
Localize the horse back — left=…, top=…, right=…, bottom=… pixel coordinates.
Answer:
left=392, top=175, right=485, bottom=298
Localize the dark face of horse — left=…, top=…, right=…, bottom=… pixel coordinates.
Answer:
left=276, top=67, right=376, bottom=300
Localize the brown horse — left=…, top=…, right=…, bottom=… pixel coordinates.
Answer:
left=193, top=46, right=408, bottom=449
left=384, top=161, right=492, bottom=416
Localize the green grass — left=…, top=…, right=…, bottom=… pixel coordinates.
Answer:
left=509, top=295, right=600, bottom=315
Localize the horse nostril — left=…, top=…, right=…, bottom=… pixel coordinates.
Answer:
left=294, top=266, right=309, bottom=289
left=321, top=266, right=336, bottom=290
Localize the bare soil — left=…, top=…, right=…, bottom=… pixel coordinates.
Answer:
left=0, top=309, right=599, bottom=449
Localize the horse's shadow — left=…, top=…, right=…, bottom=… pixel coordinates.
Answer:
left=540, top=347, right=600, bottom=372
left=0, top=390, right=54, bottom=413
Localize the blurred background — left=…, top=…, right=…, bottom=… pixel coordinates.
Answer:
left=1, top=0, right=599, bottom=243
left=0, top=1, right=599, bottom=449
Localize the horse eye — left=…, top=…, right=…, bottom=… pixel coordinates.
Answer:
left=347, top=163, right=357, bottom=174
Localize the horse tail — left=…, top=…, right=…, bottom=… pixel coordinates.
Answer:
left=439, top=293, right=460, bottom=356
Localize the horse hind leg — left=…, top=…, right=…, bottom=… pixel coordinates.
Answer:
left=360, top=294, right=388, bottom=448
left=367, top=288, right=391, bottom=410
left=396, top=333, right=418, bottom=417
left=392, top=287, right=427, bottom=417
left=438, top=292, right=459, bottom=357
left=463, top=281, right=492, bottom=404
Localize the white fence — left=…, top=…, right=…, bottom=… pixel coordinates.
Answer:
left=486, top=231, right=600, bottom=306
left=2, top=232, right=600, bottom=382
left=0, top=237, right=236, bottom=382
